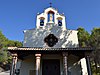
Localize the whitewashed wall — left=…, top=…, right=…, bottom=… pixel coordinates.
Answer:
left=36, top=7, right=66, bottom=30
left=81, top=58, right=88, bottom=75
left=19, top=55, right=35, bottom=75
left=23, top=25, right=79, bottom=48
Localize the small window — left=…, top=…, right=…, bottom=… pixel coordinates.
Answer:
left=58, top=20, right=62, bottom=26
left=40, top=19, right=44, bottom=26
left=39, top=17, right=45, bottom=26
left=57, top=17, right=62, bottom=26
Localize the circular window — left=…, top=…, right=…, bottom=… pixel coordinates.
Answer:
left=44, top=34, right=58, bottom=47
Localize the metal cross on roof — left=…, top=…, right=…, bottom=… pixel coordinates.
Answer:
left=49, top=2, right=52, bottom=7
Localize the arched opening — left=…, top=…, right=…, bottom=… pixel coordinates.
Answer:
left=57, top=17, right=63, bottom=26
left=48, top=11, right=55, bottom=22
left=39, top=17, right=45, bottom=26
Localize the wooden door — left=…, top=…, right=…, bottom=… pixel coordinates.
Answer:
left=42, top=59, right=60, bottom=75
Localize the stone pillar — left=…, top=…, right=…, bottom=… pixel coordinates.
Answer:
left=10, top=53, right=18, bottom=75
left=86, top=56, right=92, bottom=75
left=63, top=52, right=68, bottom=75
left=35, top=54, right=41, bottom=75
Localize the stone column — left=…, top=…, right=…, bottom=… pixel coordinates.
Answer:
left=35, top=54, right=41, bottom=75
left=10, top=53, right=18, bottom=75
left=63, top=52, right=68, bottom=75
left=86, top=56, right=92, bottom=75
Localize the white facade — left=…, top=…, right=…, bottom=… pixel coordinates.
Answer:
left=23, top=7, right=79, bottom=48
left=23, top=25, right=79, bottom=48
left=10, top=7, right=91, bottom=75
left=36, top=7, right=66, bottom=30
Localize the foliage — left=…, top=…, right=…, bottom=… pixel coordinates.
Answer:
left=0, top=31, right=22, bottom=64
left=0, top=50, right=8, bottom=63
left=89, top=28, right=100, bottom=48
left=0, top=31, right=8, bottom=49
left=89, top=28, right=100, bottom=74
left=77, top=27, right=90, bottom=47
left=77, top=27, right=100, bottom=74
left=91, top=61, right=100, bottom=75
left=7, top=40, right=22, bottom=47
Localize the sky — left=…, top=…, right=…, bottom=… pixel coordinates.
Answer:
left=0, top=0, right=100, bottom=42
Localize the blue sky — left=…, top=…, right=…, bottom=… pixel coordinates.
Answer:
left=0, top=0, right=100, bottom=42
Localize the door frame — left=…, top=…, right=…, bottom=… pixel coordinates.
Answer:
left=42, top=59, right=60, bottom=75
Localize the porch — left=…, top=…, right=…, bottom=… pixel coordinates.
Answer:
left=8, top=47, right=93, bottom=75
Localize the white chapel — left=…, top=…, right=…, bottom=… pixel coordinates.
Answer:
left=8, top=6, right=93, bottom=75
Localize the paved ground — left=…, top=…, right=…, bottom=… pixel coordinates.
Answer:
left=0, top=70, right=10, bottom=75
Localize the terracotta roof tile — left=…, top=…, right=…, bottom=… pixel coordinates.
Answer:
left=8, top=47, right=93, bottom=51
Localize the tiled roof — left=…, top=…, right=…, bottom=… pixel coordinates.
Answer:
left=8, top=47, right=93, bottom=51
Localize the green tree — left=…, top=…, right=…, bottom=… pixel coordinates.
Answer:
left=89, top=28, right=100, bottom=74
left=14, top=41, right=22, bottom=47
left=77, top=27, right=100, bottom=74
left=0, top=31, right=8, bottom=49
left=0, top=50, right=8, bottom=63
left=0, top=31, right=22, bottom=64
left=77, top=27, right=90, bottom=47
left=90, top=28, right=100, bottom=48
